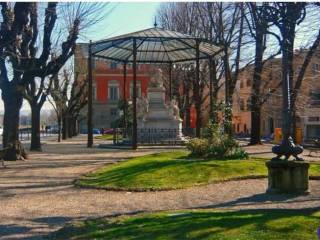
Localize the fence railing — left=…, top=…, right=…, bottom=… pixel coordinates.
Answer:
left=18, top=128, right=57, bottom=141
left=112, top=128, right=191, bottom=145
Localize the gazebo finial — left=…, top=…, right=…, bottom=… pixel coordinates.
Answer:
left=154, top=17, right=158, bottom=28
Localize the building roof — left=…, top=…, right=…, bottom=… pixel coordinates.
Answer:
left=90, top=27, right=222, bottom=63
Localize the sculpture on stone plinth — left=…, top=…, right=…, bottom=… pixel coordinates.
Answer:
left=137, top=96, right=149, bottom=120
left=149, top=68, right=163, bottom=88
left=169, top=99, right=180, bottom=120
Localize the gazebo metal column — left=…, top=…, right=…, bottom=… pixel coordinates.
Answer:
left=87, top=40, right=93, bottom=148
left=132, top=38, right=138, bottom=150
left=169, top=63, right=172, bottom=100
left=209, top=57, right=213, bottom=120
left=195, top=40, right=201, bottom=137
left=123, top=62, right=127, bottom=135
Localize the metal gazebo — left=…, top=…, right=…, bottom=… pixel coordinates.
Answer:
left=87, top=26, right=222, bottom=149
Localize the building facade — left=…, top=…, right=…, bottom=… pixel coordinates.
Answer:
left=75, top=43, right=153, bottom=131
left=232, top=49, right=320, bottom=141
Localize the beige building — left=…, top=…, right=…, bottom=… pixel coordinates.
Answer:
left=232, top=49, right=320, bottom=141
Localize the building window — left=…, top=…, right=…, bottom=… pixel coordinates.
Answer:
left=239, top=98, right=245, bottom=111
left=309, top=89, right=320, bottom=107
left=108, top=80, right=119, bottom=101
left=246, top=98, right=251, bottom=111
left=110, top=62, right=118, bottom=69
left=308, top=116, right=320, bottom=122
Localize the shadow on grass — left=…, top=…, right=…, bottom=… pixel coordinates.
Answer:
left=79, top=160, right=196, bottom=189
left=77, top=152, right=268, bottom=190
left=76, top=151, right=271, bottom=191
left=51, top=208, right=320, bottom=240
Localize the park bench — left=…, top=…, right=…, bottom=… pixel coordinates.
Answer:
left=303, top=139, right=320, bottom=156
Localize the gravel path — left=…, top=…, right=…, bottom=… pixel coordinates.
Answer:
left=0, top=137, right=319, bottom=240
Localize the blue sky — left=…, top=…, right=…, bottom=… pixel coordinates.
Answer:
left=84, top=2, right=161, bottom=41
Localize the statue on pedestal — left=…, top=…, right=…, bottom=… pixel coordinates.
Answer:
left=168, top=99, right=180, bottom=120
left=137, top=96, right=149, bottom=120
left=149, top=68, right=164, bottom=88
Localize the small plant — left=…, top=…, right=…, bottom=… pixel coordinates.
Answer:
left=186, top=138, right=209, bottom=157
left=186, top=121, right=248, bottom=159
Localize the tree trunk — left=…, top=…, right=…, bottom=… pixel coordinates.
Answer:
left=67, top=116, right=73, bottom=138
left=195, top=101, right=202, bottom=137
left=183, top=78, right=192, bottom=135
left=69, top=116, right=77, bottom=137
left=292, top=107, right=297, bottom=143
left=193, top=77, right=202, bottom=137
left=30, top=104, right=42, bottom=151
left=57, top=114, right=62, bottom=142
left=211, top=91, right=219, bottom=124
left=62, top=114, right=68, bottom=140
left=223, top=49, right=233, bottom=135
left=250, top=106, right=261, bottom=145
left=2, top=88, right=24, bottom=160
left=250, top=26, right=264, bottom=145
left=211, top=60, right=219, bottom=124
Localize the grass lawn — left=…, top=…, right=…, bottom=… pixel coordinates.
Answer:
left=51, top=209, right=320, bottom=240
left=76, top=151, right=320, bottom=191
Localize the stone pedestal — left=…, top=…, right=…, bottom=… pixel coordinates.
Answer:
left=137, top=86, right=183, bottom=142
left=266, top=160, right=310, bottom=194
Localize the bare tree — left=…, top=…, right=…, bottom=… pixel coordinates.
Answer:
left=49, top=66, right=87, bottom=142
left=0, top=3, right=109, bottom=158
left=158, top=2, right=220, bottom=136
left=206, top=2, right=247, bottom=134
left=258, top=3, right=308, bottom=158
left=264, top=3, right=320, bottom=148
left=244, top=3, right=282, bottom=145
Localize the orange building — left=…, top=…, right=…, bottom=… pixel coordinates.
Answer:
left=75, top=43, right=153, bottom=130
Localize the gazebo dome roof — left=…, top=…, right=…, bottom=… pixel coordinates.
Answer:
left=91, top=27, right=222, bottom=63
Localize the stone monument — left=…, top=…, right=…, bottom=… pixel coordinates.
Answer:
left=137, top=69, right=183, bottom=143
left=266, top=137, right=309, bottom=194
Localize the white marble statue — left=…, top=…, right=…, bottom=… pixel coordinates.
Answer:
left=137, top=67, right=183, bottom=142
left=137, top=96, right=149, bottom=120
left=149, top=68, right=164, bottom=88
left=169, top=99, right=180, bottom=120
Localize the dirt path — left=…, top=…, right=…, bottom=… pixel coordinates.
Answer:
left=0, top=136, right=319, bottom=240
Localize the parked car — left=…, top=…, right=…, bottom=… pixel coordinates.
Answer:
left=103, top=128, right=114, bottom=134
left=93, top=128, right=101, bottom=134
left=81, top=128, right=101, bottom=134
